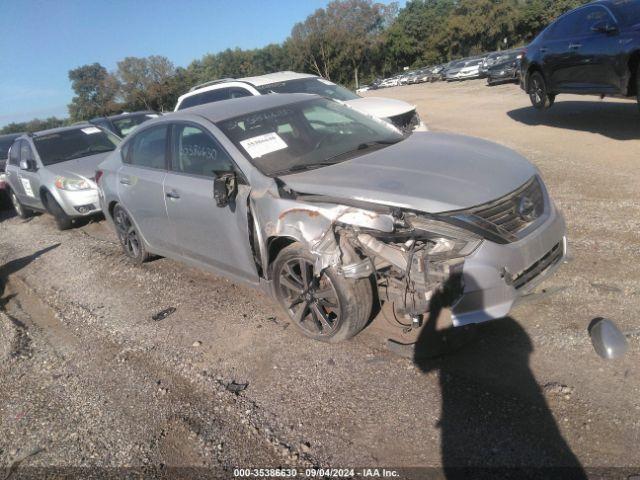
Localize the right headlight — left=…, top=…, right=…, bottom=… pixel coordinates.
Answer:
left=407, top=215, right=482, bottom=260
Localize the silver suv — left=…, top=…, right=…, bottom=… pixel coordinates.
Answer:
left=97, top=94, right=566, bottom=343
left=5, top=125, right=120, bottom=229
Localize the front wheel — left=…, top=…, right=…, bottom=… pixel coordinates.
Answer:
left=44, top=191, right=73, bottom=230
left=272, top=243, right=372, bottom=343
left=529, top=72, right=553, bottom=110
left=113, top=204, right=149, bottom=265
left=9, top=189, right=31, bottom=219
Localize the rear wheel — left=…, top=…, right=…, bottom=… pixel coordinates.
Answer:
left=113, top=204, right=148, bottom=264
left=272, top=243, right=372, bottom=343
left=529, top=72, right=553, bottom=110
left=9, top=189, right=31, bottom=219
left=44, top=191, right=73, bottom=230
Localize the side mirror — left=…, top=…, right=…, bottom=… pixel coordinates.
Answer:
left=213, top=171, right=238, bottom=208
left=589, top=318, right=628, bottom=360
left=19, top=159, right=35, bottom=171
left=592, top=22, right=618, bottom=35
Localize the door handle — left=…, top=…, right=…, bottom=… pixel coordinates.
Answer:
left=569, top=43, right=582, bottom=49
left=166, top=190, right=180, bottom=199
left=119, top=177, right=131, bottom=185
left=540, top=47, right=549, bottom=53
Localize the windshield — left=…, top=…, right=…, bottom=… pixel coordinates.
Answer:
left=34, top=127, right=121, bottom=166
left=0, top=135, right=19, bottom=159
left=256, top=78, right=360, bottom=102
left=217, top=98, right=404, bottom=177
left=111, top=113, right=158, bottom=137
left=610, top=0, right=640, bottom=26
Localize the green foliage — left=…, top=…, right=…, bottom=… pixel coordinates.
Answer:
left=0, top=117, right=69, bottom=135
left=68, top=63, right=120, bottom=121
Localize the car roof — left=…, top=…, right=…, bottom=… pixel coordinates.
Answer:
left=234, top=71, right=317, bottom=87
left=29, top=123, right=94, bottom=138
left=170, top=93, right=319, bottom=123
left=107, top=111, right=157, bottom=121
left=0, top=132, right=24, bottom=140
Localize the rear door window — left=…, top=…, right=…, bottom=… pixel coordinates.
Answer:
left=127, top=125, right=168, bottom=169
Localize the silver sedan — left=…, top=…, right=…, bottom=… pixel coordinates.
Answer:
left=97, top=93, right=566, bottom=343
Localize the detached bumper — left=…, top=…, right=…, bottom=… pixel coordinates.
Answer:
left=57, top=188, right=101, bottom=217
left=451, top=202, right=567, bottom=326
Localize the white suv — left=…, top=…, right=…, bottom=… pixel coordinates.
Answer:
left=174, top=71, right=427, bottom=133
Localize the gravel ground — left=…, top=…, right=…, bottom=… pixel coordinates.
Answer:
left=1, top=80, right=639, bottom=479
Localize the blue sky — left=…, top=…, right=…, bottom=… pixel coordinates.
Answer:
left=0, top=0, right=403, bottom=127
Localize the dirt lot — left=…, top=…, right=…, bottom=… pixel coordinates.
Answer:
left=1, top=80, right=639, bottom=479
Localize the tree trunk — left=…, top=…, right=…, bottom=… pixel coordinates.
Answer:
left=354, top=66, right=359, bottom=89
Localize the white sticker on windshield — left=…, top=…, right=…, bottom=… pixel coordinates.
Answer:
left=317, top=78, right=335, bottom=86
left=240, top=132, right=287, bottom=159
left=81, top=127, right=101, bottom=135
left=21, top=178, right=35, bottom=197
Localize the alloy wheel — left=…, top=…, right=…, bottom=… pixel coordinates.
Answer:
left=113, top=207, right=141, bottom=259
left=277, top=258, right=341, bottom=336
left=530, top=77, right=544, bottom=106
left=10, top=192, right=23, bottom=217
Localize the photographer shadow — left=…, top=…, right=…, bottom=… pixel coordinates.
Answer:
left=413, top=277, right=586, bottom=479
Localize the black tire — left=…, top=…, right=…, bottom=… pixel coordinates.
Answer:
left=112, top=204, right=149, bottom=265
left=528, top=71, right=553, bottom=110
left=44, top=191, right=73, bottom=230
left=272, top=243, right=372, bottom=343
left=9, top=189, right=31, bottom=219
left=636, top=64, right=639, bottom=112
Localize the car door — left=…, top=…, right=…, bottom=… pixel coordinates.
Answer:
left=16, top=140, right=44, bottom=209
left=163, top=122, right=259, bottom=285
left=117, top=124, right=174, bottom=253
left=570, top=5, right=621, bottom=91
left=541, top=12, right=580, bottom=91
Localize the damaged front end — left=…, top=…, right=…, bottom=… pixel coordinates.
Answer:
left=255, top=189, right=482, bottom=322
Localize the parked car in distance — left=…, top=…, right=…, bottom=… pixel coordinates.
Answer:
left=480, top=49, right=523, bottom=77
left=521, top=0, right=640, bottom=110
left=174, top=71, right=426, bottom=133
left=90, top=111, right=159, bottom=138
left=445, top=60, right=467, bottom=81
left=487, top=52, right=523, bottom=85
left=0, top=133, right=24, bottom=199
left=97, top=93, right=566, bottom=343
left=5, top=125, right=120, bottom=229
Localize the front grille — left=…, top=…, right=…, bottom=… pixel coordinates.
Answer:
left=447, top=176, right=545, bottom=243
left=388, top=110, right=418, bottom=132
left=513, top=242, right=563, bottom=290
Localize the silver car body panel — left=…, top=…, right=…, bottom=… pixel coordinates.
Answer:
left=98, top=94, right=566, bottom=327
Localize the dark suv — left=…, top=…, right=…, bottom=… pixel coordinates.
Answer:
left=521, top=0, right=640, bottom=110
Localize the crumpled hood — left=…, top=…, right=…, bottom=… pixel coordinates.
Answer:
left=45, top=152, right=111, bottom=181
left=280, top=132, right=537, bottom=213
left=344, top=97, right=415, bottom=119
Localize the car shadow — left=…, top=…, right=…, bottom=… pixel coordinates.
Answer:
left=507, top=100, right=640, bottom=141
left=412, top=278, right=586, bottom=479
left=0, top=244, right=60, bottom=299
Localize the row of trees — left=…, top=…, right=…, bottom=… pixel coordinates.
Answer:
left=2, top=0, right=588, bottom=134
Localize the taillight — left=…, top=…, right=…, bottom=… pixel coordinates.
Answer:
left=95, top=170, right=104, bottom=185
